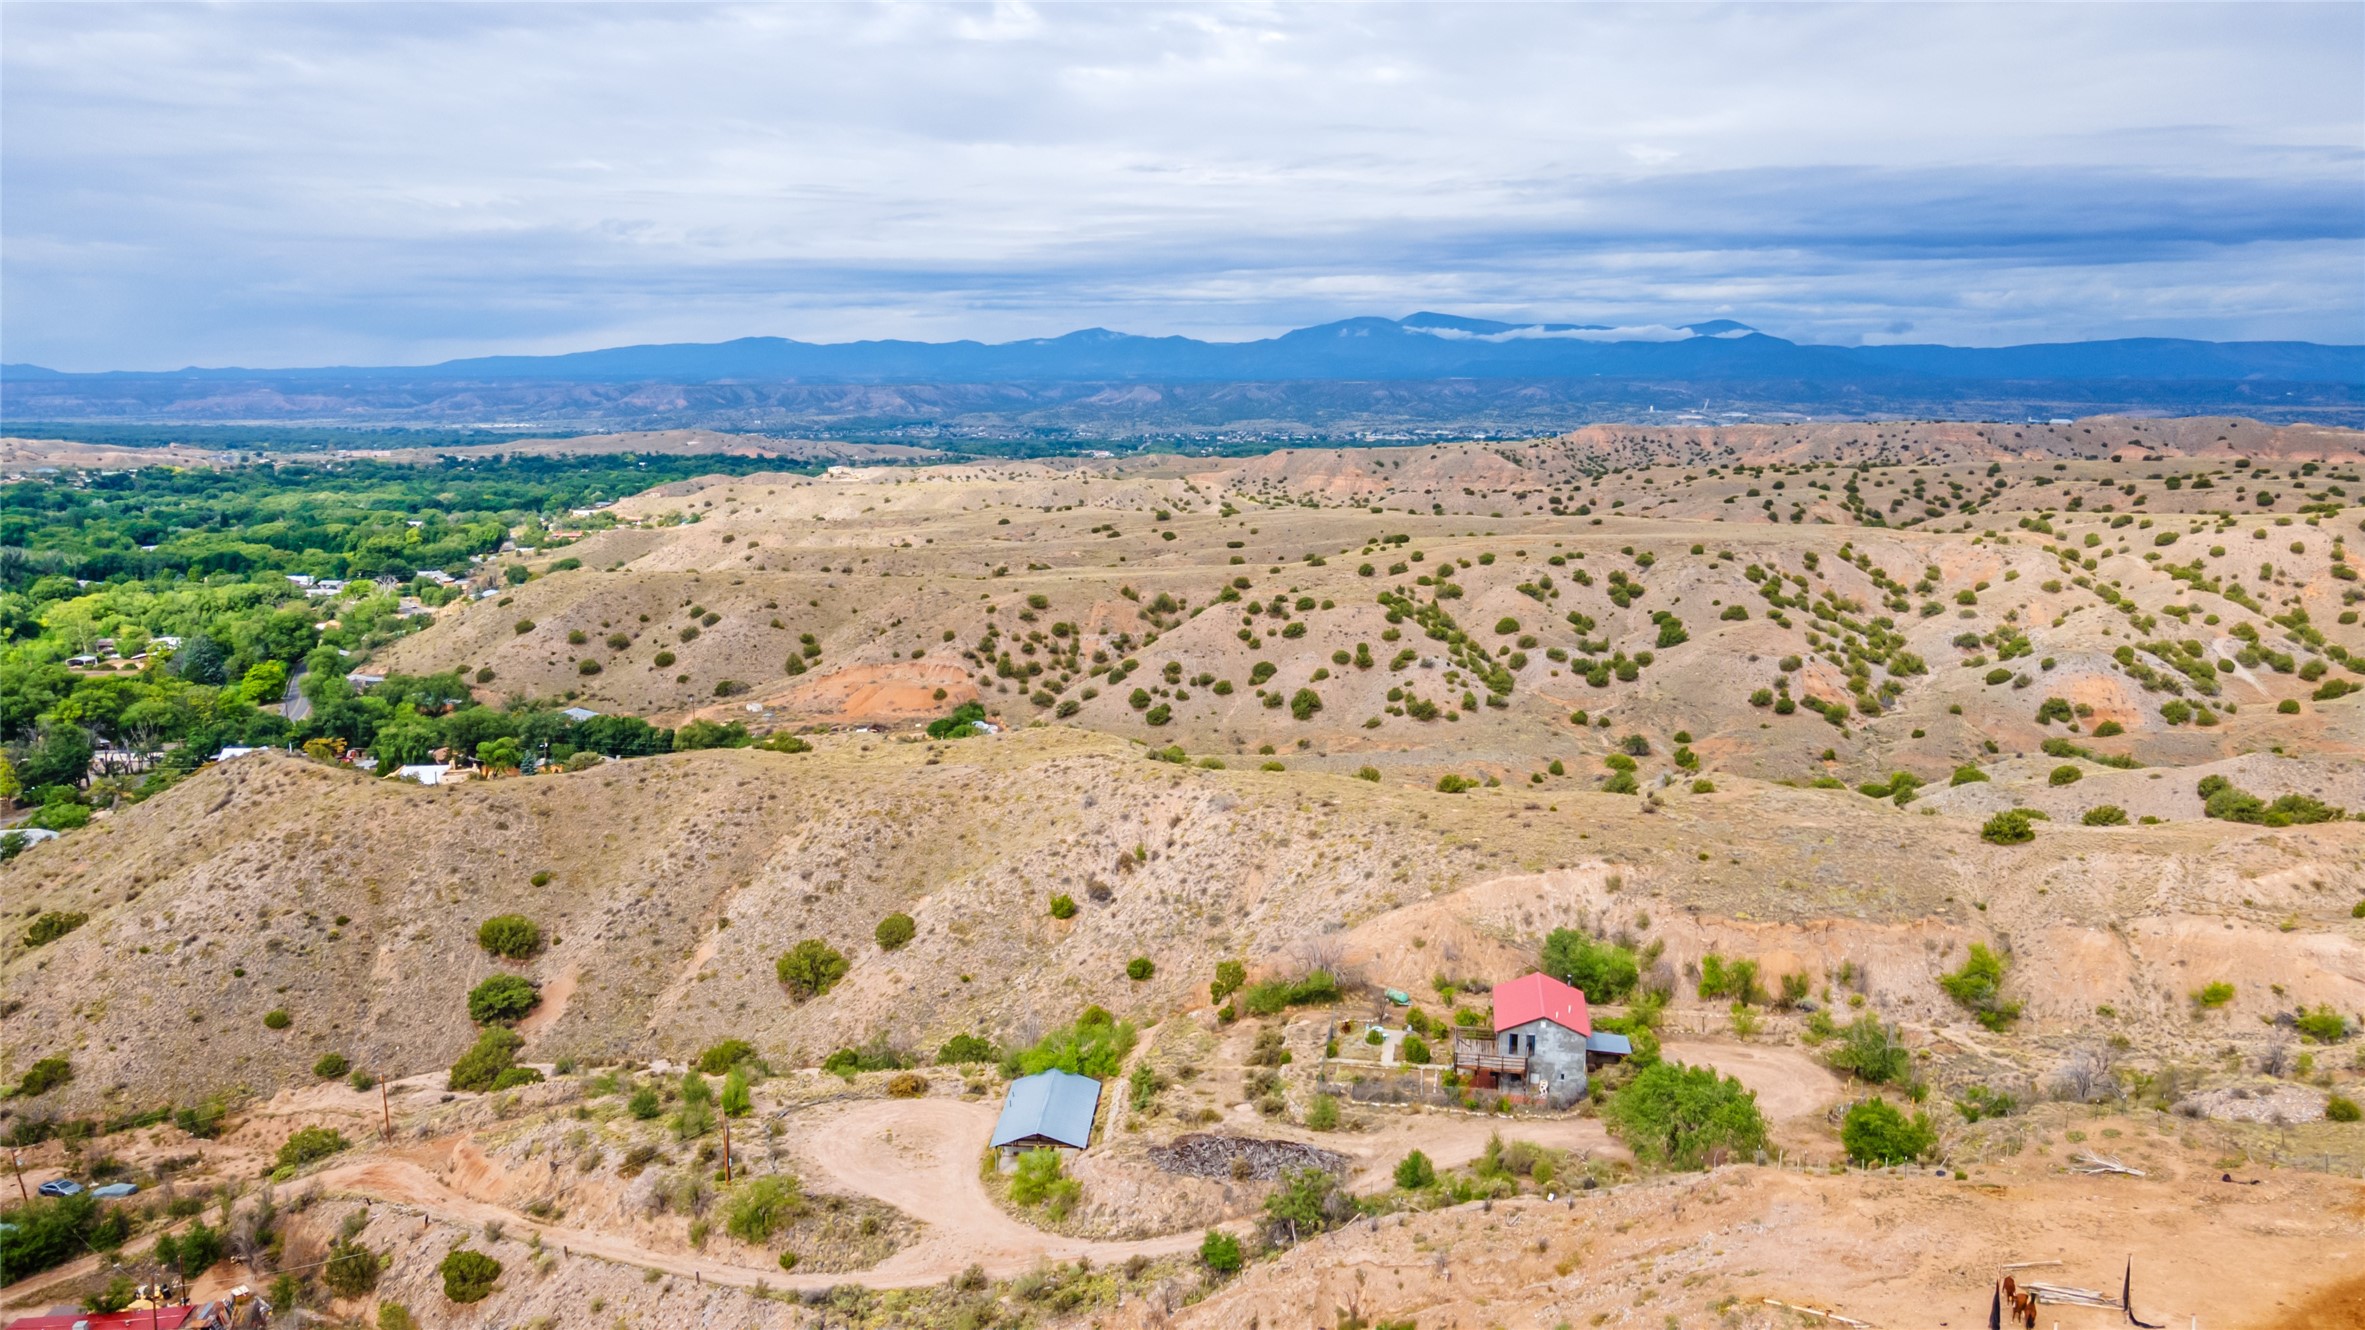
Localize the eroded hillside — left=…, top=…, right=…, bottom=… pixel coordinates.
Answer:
left=5, top=729, right=2359, bottom=1115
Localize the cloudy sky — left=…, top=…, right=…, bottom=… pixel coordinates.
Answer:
left=4, top=2, right=2360, bottom=370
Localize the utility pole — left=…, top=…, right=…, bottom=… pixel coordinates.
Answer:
left=10, top=1149, right=27, bottom=1203
left=722, top=1116, right=732, bottom=1182
left=380, top=1075, right=392, bottom=1140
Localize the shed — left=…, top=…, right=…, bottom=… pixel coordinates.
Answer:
left=1584, top=1030, right=1634, bottom=1069
left=560, top=706, right=602, bottom=722
left=989, top=1069, right=1102, bottom=1166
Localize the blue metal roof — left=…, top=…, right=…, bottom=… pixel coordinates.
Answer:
left=990, top=1069, right=1103, bottom=1150
left=1585, top=1031, right=1634, bottom=1056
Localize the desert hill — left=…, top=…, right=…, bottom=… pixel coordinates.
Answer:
left=362, top=422, right=2365, bottom=798
left=8, top=420, right=2365, bottom=1330
left=4, top=728, right=2358, bottom=1117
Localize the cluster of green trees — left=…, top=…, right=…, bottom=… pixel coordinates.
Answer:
left=4, top=453, right=794, bottom=585
left=2, top=456, right=823, bottom=824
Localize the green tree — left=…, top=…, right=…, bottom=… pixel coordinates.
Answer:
left=438, top=1248, right=501, bottom=1303
left=1980, top=809, right=2036, bottom=845
left=476, top=914, right=541, bottom=959
left=720, top=1066, right=753, bottom=1117
left=1841, top=1099, right=1937, bottom=1166
left=1013, top=1011, right=1137, bottom=1078
left=1938, top=943, right=2021, bottom=1031
left=19, top=722, right=95, bottom=790
left=20, top=912, right=87, bottom=948
left=1823, top=1014, right=1912, bottom=1085
left=1210, top=959, right=1246, bottom=1004
left=1393, top=1150, right=1435, bottom=1189
left=276, top=1126, right=350, bottom=1170
left=467, top=973, right=540, bottom=1025
left=874, top=912, right=916, bottom=951
left=1199, top=1229, right=1243, bottom=1274
left=475, top=736, right=524, bottom=771
left=1538, top=929, right=1639, bottom=1002
left=322, top=1237, right=385, bottom=1297
left=1601, top=1061, right=1767, bottom=1171
left=695, top=1039, right=756, bottom=1074
left=776, top=939, right=849, bottom=1000
left=448, top=1027, right=525, bottom=1092
left=725, top=1176, right=804, bottom=1244
left=1263, top=1167, right=1350, bottom=1245
left=935, top=1034, right=997, bottom=1064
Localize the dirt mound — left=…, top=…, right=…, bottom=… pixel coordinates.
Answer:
left=1147, top=1133, right=1349, bottom=1181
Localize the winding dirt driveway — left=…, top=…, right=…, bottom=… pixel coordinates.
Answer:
left=310, top=1097, right=1223, bottom=1293
left=1658, top=1040, right=1844, bottom=1122
left=785, top=1098, right=1213, bottom=1282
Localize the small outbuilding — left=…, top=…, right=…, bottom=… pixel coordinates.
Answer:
left=989, top=1069, right=1102, bottom=1168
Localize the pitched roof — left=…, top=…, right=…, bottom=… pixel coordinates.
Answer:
left=1492, top=972, right=1592, bottom=1036
left=989, top=1069, right=1103, bottom=1150
left=6, top=1308, right=195, bottom=1330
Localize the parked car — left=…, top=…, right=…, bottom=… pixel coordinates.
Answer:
left=36, top=1178, right=84, bottom=1197
left=91, top=1182, right=140, bottom=1198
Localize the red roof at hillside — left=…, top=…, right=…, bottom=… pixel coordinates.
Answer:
left=6, top=1309, right=195, bottom=1330
left=1492, top=972, right=1592, bottom=1035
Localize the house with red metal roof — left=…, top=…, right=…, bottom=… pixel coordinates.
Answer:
left=1452, top=972, right=1630, bottom=1106
left=4, top=1307, right=196, bottom=1330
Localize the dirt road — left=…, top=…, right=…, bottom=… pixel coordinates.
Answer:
left=1335, top=1107, right=1616, bottom=1191
left=309, top=1097, right=1226, bottom=1293
left=1658, top=1039, right=1843, bottom=1121
left=784, top=1098, right=1215, bottom=1282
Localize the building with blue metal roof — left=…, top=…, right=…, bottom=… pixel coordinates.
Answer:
left=990, top=1069, right=1103, bottom=1165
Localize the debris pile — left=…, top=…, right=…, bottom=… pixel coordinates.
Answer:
left=1147, top=1133, right=1349, bottom=1181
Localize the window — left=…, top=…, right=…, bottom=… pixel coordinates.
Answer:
left=1526, top=1034, right=1537, bottom=1055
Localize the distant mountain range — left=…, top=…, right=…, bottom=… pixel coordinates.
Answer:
left=6, top=314, right=2360, bottom=436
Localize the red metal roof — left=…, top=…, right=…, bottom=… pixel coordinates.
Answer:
left=1491, top=972, right=1591, bottom=1035
left=6, top=1309, right=194, bottom=1330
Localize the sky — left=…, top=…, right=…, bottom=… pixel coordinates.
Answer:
left=3, top=2, right=2361, bottom=371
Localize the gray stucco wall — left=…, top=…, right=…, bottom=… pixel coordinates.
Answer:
left=1498, top=1019, right=1590, bottom=1106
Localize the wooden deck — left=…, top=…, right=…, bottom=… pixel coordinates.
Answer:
left=1452, top=1038, right=1528, bottom=1076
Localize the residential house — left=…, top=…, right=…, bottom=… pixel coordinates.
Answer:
left=1452, top=972, right=1629, bottom=1107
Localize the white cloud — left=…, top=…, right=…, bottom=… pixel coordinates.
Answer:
left=2, top=2, right=2358, bottom=368
left=1412, top=324, right=1705, bottom=343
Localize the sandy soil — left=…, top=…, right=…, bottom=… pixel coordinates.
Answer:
left=1338, top=1109, right=1617, bottom=1191
left=1660, top=1038, right=1847, bottom=1122
left=282, top=1098, right=1229, bottom=1294
left=783, top=1097, right=1218, bottom=1281
left=1149, top=1116, right=2365, bottom=1330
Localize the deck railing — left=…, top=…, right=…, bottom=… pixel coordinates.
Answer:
left=1451, top=1038, right=1527, bottom=1076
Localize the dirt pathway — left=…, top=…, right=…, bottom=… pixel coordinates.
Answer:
left=782, top=1097, right=1215, bottom=1282
left=308, top=1098, right=1229, bottom=1293
left=1338, top=1109, right=1616, bottom=1191
left=1659, top=1039, right=1844, bottom=1121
